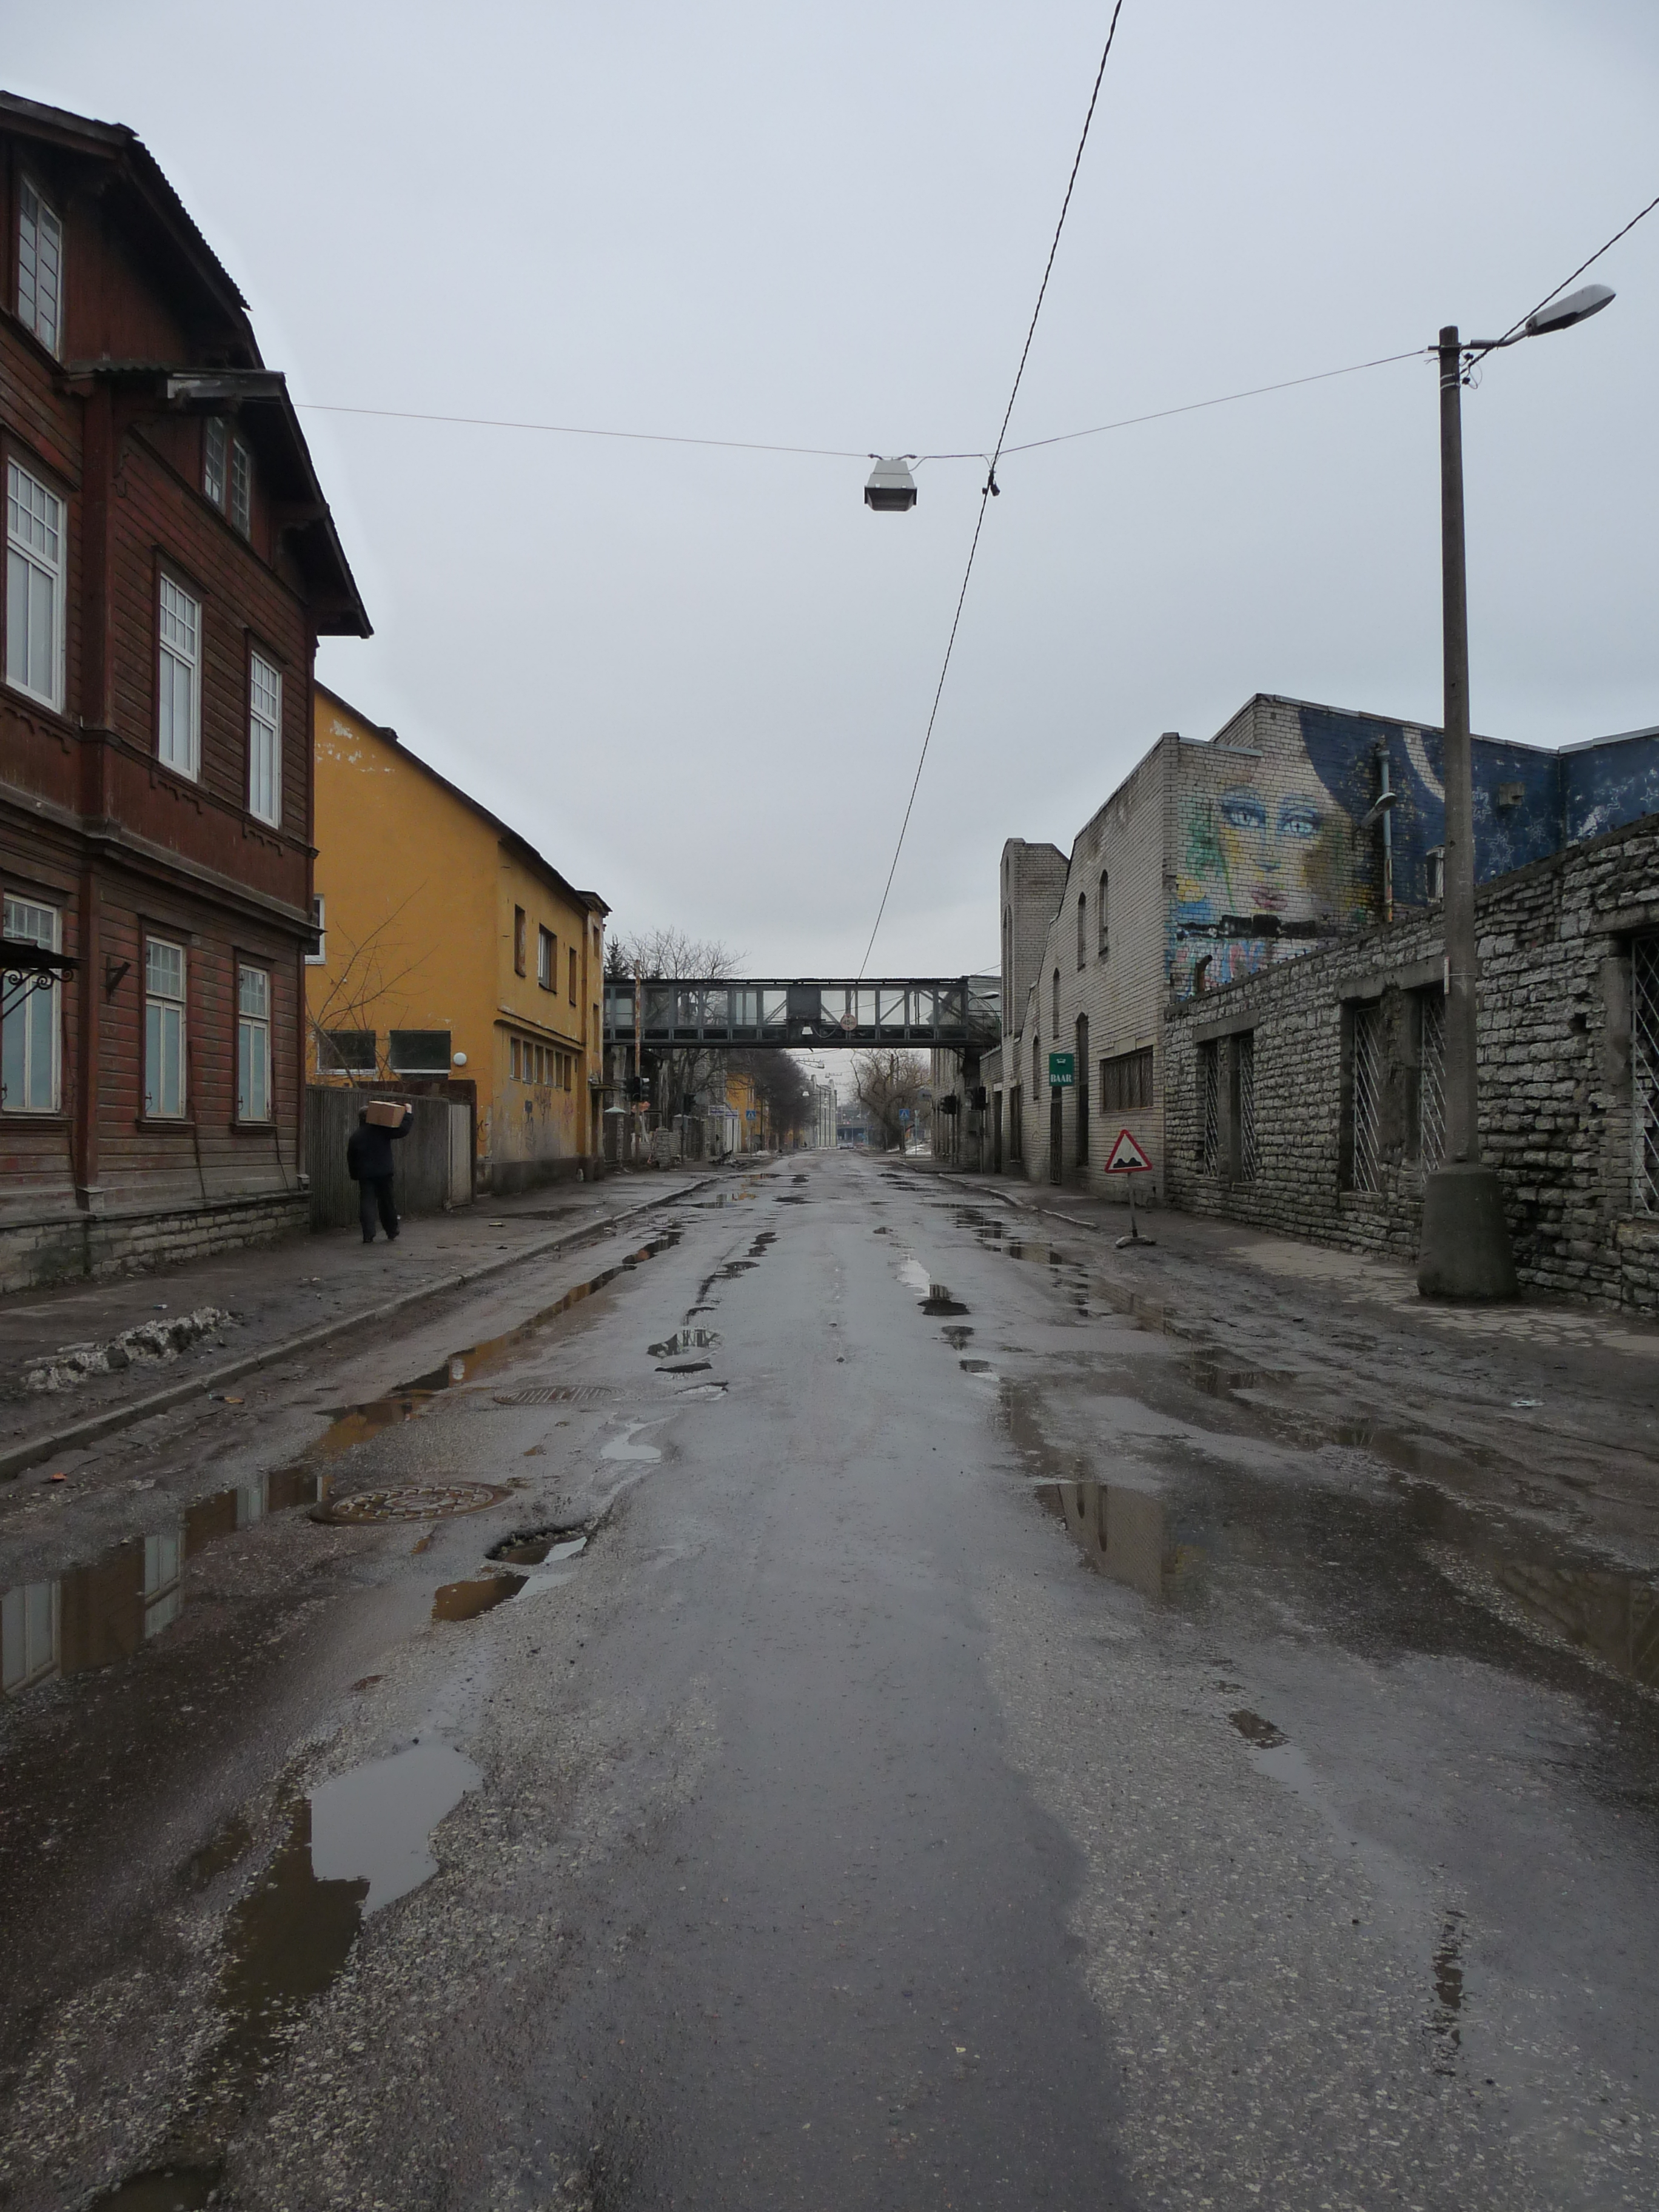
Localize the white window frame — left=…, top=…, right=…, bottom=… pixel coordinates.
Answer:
left=5, top=459, right=66, bottom=712
left=144, top=937, right=187, bottom=1119
left=237, top=964, right=271, bottom=1122
left=304, top=893, right=327, bottom=965
left=1, top=895, right=62, bottom=1114
left=248, top=651, right=282, bottom=825
left=17, top=177, right=62, bottom=356
left=204, top=417, right=227, bottom=511
left=157, top=575, right=201, bottom=779
left=537, top=925, right=554, bottom=989
left=230, top=438, right=252, bottom=537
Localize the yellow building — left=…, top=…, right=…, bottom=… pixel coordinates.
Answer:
left=725, top=1067, right=762, bottom=1153
left=307, top=686, right=607, bottom=1191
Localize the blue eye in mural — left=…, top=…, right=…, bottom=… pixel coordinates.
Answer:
left=1279, top=800, right=1322, bottom=839
left=1219, top=792, right=1267, bottom=831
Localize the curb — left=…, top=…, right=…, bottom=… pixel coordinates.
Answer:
left=0, top=1178, right=709, bottom=1483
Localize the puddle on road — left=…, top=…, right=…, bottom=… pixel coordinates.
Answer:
left=431, top=1572, right=525, bottom=1621
left=602, top=1421, right=665, bottom=1463
left=488, top=1524, right=589, bottom=1566
left=941, top=1326, right=974, bottom=1350
left=2, top=1467, right=322, bottom=1698
left=1228, top=1708, right=1289, bottom=1749
left=309, top=1741, right=480, bottom=1911
left=649, top=1328, right=720, bottom=1358
left=1429, top=1909, right=1467, bottom=2070
left=89, top=2163, right=221, bottom=2210
left=922, top=1286, right=969, bottom=1316
left=1041, top=1478, right=1204, bottom=1604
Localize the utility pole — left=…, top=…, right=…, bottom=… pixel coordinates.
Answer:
left=1417, top=326, right=1518, bottom=1301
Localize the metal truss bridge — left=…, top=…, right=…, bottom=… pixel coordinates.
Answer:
left=604, top=977, right=1000, bottom=1051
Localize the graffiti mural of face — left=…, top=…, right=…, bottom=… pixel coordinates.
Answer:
left=1215, top=783, right=1329, bottom=922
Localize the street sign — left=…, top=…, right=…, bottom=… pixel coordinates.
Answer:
left=1104, top=1127, right=1153, bottom=1173
left=1047, top=1052, right=1075, bottom=1088
left=899, top=1108, right=911, bottom=1122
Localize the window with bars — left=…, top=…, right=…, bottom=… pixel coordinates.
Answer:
left=248, top=652, right=281, bottom=825
left=144, top=939, right=187, bottom=1118
left=1348, top=1002, right=1384, bottom=1191
left=158, top=577, right=201, bottom=778
left=389, top=1029, right=451, bottom=1074
left=322, top=1028, right=375, bottom=1074
left=1, top=896, right=61, bottom=1112
left=6, top=460, right=65, bottom=711
left=17, top=179, right=62, bottom=355
left=1236, top=1032, right=1258, bottom=1181
left=1418, top=989, right=1446, bottom=1172
left=1634, top=936, right=1659, bottom=1217
left=237, top=965, right=270, bottom=1122
left=1199, top=1040, right=1220, bottom=1174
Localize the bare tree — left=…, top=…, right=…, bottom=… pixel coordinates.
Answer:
left=609, top=927, right=744, bottom=1121
left=307, top=893, right=433, bottom=1081
left=851, top=1047, right=930, bottom=1151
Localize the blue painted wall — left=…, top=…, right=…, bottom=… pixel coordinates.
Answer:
left=1297, top=706, right=1659, bottom=904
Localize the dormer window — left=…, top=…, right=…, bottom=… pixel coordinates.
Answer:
left=204, top=418, right=227, bottom=509
left=230, top=438, right=252, bottom=537
left=17, top=179, right=62, bottom=355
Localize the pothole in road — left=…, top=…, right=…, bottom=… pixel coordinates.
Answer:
left=942, top=1326, right=973, bottom=1349
left=1229, top=1709, right=1289, bottom=1749
left=89, top=2162, right=222, bottom=2210
left=648, top=1328, right=720, bottom=1358
left=922, top=1287, right=969, bottom=1316
left=657, top=1359, right=711, bottom=1374
left=310, top=1482, right=511, bottom=1526
left=960, top=1359, right=995, bottom=1376
left=432, top=1572, right=525, bottom=1620
left=488, top=1523, right=591, bottom=1566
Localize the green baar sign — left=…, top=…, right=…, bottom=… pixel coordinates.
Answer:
left=1047, top=1052, right=1076, bottom=1088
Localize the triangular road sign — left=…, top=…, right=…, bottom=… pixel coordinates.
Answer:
left=1104, top=1127, right=1153, bottom=1173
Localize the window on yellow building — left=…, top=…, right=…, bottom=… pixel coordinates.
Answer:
left=514, top=907, right=527, bottom=976
left=538, top=927, right=554, bottom=989
left=568, top=946, right=577, bottom=1004
left=511, top=1037, right=521, bottom=1081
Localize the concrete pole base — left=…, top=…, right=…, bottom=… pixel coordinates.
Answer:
left=1416, top=1164, right=1519, bottom=1302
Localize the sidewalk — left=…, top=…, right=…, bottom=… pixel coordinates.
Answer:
left=0, top=1168, right=713, bottom=1479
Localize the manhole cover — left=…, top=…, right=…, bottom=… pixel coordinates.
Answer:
left=494, top=1385, right=615, bottom=1406
left=310, top=1482, right=510, bottom=1525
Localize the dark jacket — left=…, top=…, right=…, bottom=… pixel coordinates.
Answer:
left=346, top=1107, right=412, bottom=1182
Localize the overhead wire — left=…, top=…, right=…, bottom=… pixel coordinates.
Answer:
left=856, top=0, right=1128, bottom=981
left=1466, top=186, right=1659, bottom=366
left=293, top=400, right=866, bottom=460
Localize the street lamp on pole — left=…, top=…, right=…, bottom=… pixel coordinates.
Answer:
left=1416, top=281, right=1615, bottom=1301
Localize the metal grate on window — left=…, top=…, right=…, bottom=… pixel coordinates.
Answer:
left=1419, top=990, right=1446, bottom=1173
left=1635, top=936, right=1659, bottom=1216
left=324, top=1028, right=376, bottom=1074
left=1199, top=1041, right=1220, bottom=1174
left=1350, top=1003, right=1384, bottom=1192
left=1238, top=1033, right=1258, bottom=1181
left=389, top=1028, right=452, bottom=1074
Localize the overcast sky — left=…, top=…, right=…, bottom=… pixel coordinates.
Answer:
left=12, top=2, right=1658, bottom=975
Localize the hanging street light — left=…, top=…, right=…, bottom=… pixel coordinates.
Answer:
left=864, top=456, right=918, bottom=512
left=1416, top=281, right=1615, bottom=1302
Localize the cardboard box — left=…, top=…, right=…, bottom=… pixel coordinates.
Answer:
left=366, top=1098, right=408, bottom=1128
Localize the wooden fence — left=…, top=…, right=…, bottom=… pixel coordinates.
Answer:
left=304, top=1088, right=474, bottom=1231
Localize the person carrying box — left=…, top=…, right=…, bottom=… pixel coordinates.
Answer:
left=346, top=1099, right=414, bottom=1244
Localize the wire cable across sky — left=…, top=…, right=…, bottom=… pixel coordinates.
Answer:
left=855, top=0, right=1129, bottom=980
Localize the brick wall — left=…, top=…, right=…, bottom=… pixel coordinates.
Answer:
left=1164, top=811, right=1659, bottom=1311
left=0, top=1192, right=307, bottom=1296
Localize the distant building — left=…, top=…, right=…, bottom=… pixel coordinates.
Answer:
left=306, top=688, right=606, bottom=1191
left=0, top=93, right=367, bottom=1291
left=813, top=1080, right=837, bottom=1150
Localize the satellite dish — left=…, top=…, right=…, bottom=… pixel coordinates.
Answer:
left=1525, top=283, right=1615, bottom=338
left=864, top=457, right=917, bottom=512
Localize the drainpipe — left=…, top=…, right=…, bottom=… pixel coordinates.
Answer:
left=1379, top=746, right=1393, bottom=926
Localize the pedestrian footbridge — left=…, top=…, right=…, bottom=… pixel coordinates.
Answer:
left=603, top=977, right=1000, bottom=1050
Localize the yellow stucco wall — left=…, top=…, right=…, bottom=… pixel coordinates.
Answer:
left=308, top=688, right=602, bottom=1181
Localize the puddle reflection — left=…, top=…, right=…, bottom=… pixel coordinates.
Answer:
left=2, top=1468, right=321, bottom=1697
left=1042, top=1478, right=1203, bottom=1602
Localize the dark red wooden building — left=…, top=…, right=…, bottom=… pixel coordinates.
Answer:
left=1, top=92, right=368, bottom=1290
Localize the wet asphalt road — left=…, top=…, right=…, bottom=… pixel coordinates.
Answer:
left=3, top=1153, right=1658, bottom=2210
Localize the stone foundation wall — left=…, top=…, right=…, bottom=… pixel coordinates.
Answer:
left=0, top=1194, right=308, bottom=1296
left=1164, top=811, right=1659, bottom=1311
